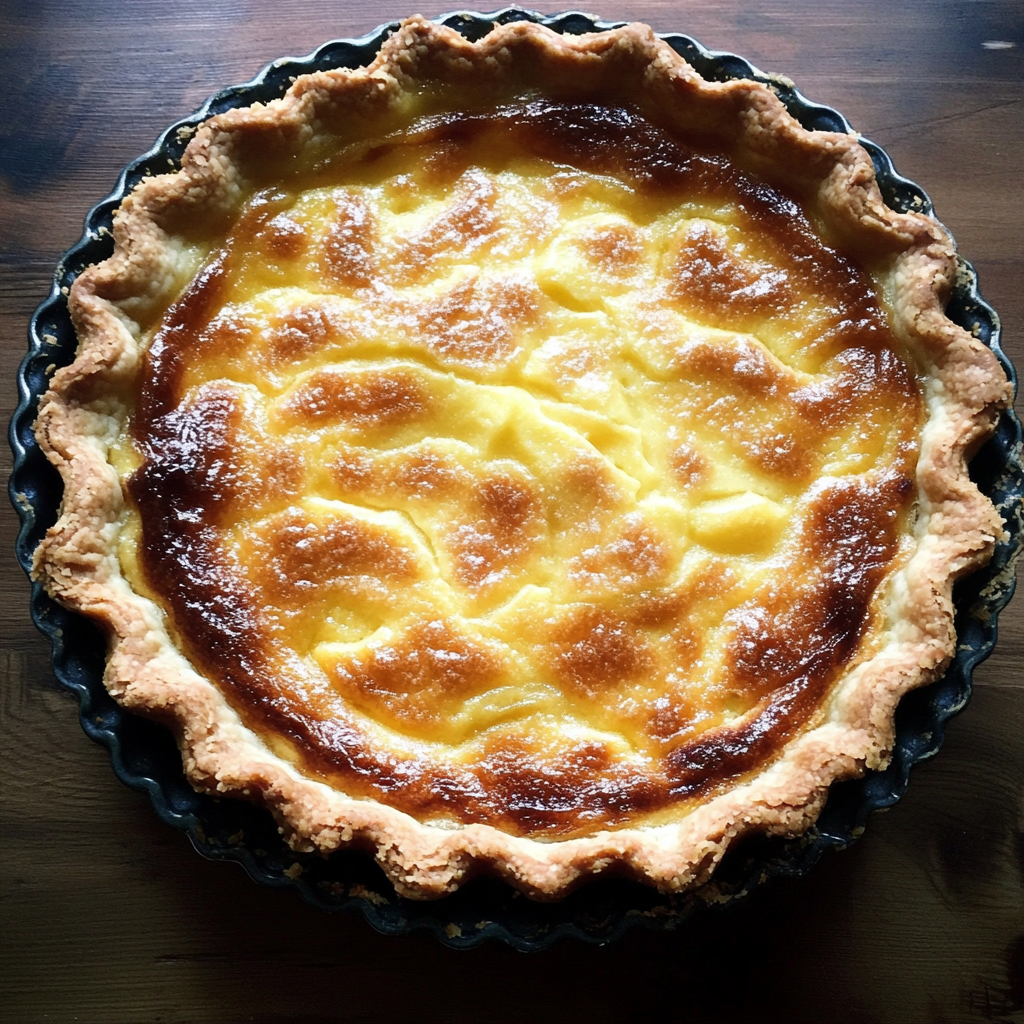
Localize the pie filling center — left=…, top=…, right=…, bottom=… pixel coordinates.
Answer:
left=115, top=101, right=923, bottom=836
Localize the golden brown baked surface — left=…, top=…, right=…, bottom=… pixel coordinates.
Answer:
left=120, top=101, right=923, bottom=836
left=34, top=17, right=1011, bottom=896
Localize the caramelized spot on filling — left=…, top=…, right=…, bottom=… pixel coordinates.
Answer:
left=548, top=607, right=651, bottom=697
left=446, top=473, right=544, bottom=590
left=671, top=443, right=710, bottom=488
left=669, top=222, right=794, bottom=326
left=582, top=222, right=644, bottom=273
left=568, top=514, right=672, bottom=592
left=279, top=368, right=429, bottom=428
left=324, top=619, right=509, bottom=731
left=267, top=304, right=343, bottom=367
left=321, top=192, right=376, bottom=288
left=258, top=212, right=308, bottom=261
left=246, top=505, right=422, bottom=605
left=416, top=271, right=540, bottom=366
left=392, top=172, right=499, bottom=282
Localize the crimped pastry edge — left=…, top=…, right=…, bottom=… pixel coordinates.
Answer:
left=32, top=16, right=1012, bottom=899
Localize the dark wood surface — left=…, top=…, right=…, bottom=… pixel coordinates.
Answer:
left=2, top=3, right=1022, bottom=1022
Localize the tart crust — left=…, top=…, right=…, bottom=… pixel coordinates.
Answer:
left=33, top=16, right=1011, bottom=899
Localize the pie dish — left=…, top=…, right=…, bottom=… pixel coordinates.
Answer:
left=26, top=13, right=1015, bottom=903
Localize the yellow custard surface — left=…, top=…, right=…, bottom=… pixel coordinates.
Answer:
left=111, top=106, right=923, bottom=832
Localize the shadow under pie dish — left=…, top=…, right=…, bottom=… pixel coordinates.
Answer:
left=26, top=13, right=1016, bottom=905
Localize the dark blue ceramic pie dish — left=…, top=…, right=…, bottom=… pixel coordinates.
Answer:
left=9, top=7, right=1023, bottom=950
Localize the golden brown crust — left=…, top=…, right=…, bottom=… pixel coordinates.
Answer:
left=34, top=17, right=1011, bottom=898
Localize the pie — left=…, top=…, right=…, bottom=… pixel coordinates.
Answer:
left=33, top=16, right=1011, bottom=899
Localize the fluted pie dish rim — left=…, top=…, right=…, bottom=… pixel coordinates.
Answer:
left=12, top=8, right=1021, bottom=943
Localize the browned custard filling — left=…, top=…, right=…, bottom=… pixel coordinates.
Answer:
left=112, top=102, right=923, bottom=837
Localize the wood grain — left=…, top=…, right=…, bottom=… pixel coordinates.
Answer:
left=2, top=2, right=1021, bottom=1022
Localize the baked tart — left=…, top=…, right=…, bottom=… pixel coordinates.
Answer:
left=31, top=15, right=1013, bottom=901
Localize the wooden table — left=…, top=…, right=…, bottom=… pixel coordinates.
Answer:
left=2, top=2, right=1021, bottom=1021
